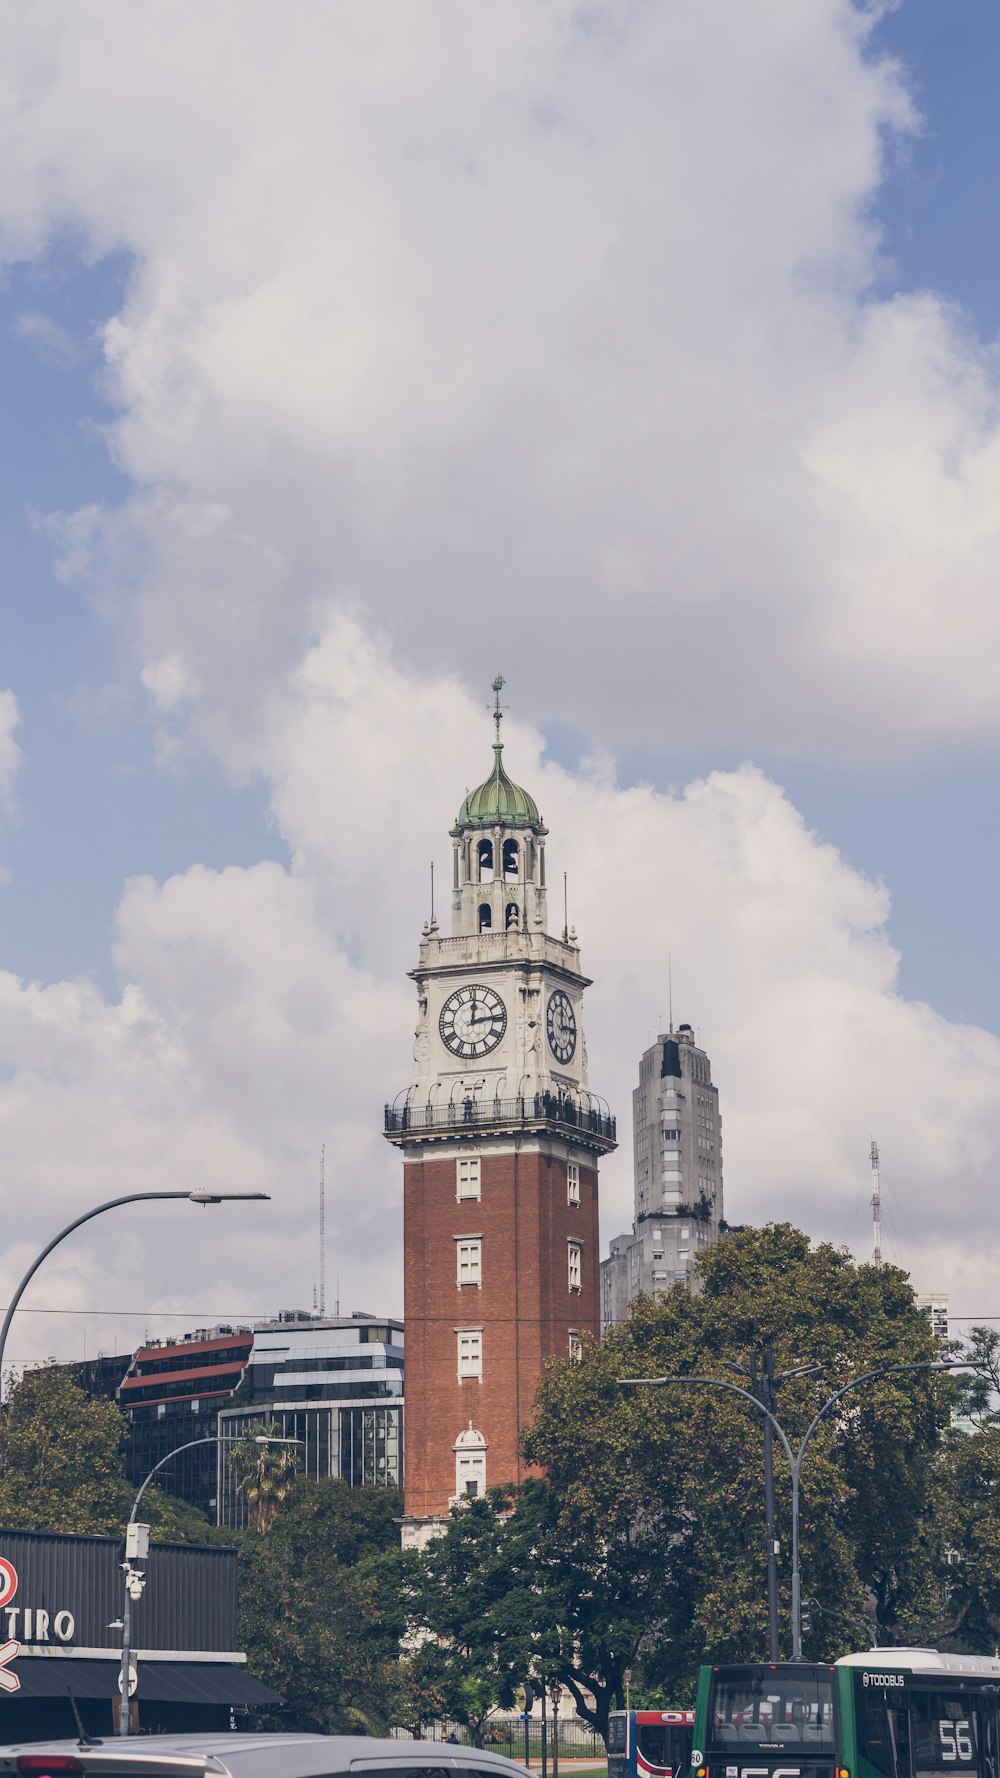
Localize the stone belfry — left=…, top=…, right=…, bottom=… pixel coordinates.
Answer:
left=385, top=678, right=617, bottom=1543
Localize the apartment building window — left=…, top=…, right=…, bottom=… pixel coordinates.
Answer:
left=457, top=1327, right=483, bottom=1379
left=568, top=1240, right=582, bottom=1293
left=457, top=1156, right=481, bottom=1200
left=455, top=1237, right=482, bottom=1287
left=568, top=1329, right=583, bottom=1363
left=567, top=1162, right=580, bottom=1207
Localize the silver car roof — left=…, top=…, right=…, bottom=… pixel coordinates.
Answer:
left=0, top=1734, right=532, bottom=1778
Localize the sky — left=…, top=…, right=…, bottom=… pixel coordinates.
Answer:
left=1, top=0, right=1000, bottom=1371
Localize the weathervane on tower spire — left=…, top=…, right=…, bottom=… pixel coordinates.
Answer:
left=491, top=674, right=507, bottom=745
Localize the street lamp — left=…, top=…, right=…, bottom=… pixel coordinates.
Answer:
left=619, top=1358, right=971, bottom=1661
left=0, top=1190, right=270, bottom=1403
left=116, top=1431, right=302, bottom=1737
left=719, top=1351, right=821, bottom=1663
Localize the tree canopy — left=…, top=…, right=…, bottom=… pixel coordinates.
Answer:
left=3, top=1229, right=998, bottom=1748
left=0, top=1364, right=219, bottom=1544
left=515, top=1224, right=960, bottom=1715
left=236, top=1478, right=405, bottom=1732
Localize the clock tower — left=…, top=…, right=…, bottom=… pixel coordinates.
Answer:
left=385, top=679, right=617, bottom=1540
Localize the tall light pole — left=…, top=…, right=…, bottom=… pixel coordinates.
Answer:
left=722, top=1349, right=821, bottom=1663
left=0, top=1189, right=270, bottom=1403
left=619, top=1358, right=970, bottom=1661
left=116, top=1431, right=301, bottom=1736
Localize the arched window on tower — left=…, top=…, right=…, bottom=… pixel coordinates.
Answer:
left=502, top=839, right=519, bottom=881
left=505, top=902, right=520, bottom=931
left=453, top=1423, right=487, bottom=1499
left=478, top=903, right=492, bottom=933
left=477, top=840, right=494, bottom=882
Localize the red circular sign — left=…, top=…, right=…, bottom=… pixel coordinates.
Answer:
left=0, top=1561, right=17, bottom=1611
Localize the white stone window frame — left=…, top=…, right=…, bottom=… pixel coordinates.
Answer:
left=568, top=1329, right=583, bottom=1363
left=455, top=1234, right=483, bottom=1288
left=456, top=1325, right=484, bottom=1380
left=457, top=1155, right=482, bottom=1201
left=452, top=1424, right=488, bottom=1503
left=568, top=1238, right=583, bottom=1294
left=567, top=1160, right=580, bottom=1207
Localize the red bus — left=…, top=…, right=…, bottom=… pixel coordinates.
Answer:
left=608, top=1710, right=696, bottom=1778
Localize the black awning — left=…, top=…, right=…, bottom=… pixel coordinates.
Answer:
left=136, top=1663, right=280, bottom=1705
left=10, top=1660, right=116, bottom=1699
left=9, top=1659, right=279, bottom=1706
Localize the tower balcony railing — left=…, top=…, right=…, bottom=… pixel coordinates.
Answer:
left=384, top=1090, right=617, bottom=1151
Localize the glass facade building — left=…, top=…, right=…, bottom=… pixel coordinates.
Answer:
left=215, top=1312, right=404, bottom=1528
left=66, top=1310, right=404, bottom=1524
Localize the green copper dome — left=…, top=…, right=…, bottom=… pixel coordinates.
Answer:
left=455, top=741, right=544, bottom=833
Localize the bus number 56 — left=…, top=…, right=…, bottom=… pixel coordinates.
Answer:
left=939, top=1721, right=973, bottom=1762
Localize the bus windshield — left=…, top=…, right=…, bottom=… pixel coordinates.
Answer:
left=708, top=1668, right=836, bottom=1755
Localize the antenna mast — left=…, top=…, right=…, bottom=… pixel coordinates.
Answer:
left=870, top=1137, right=882, bottom=1268
left=319, top=1144, right=326, bottom=1315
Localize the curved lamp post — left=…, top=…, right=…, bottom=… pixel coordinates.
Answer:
left=619, top=1358, right=971, bottom=1661
left=117, top=1430, right=301, bottom=1736
left=0, top=1189, right=270, bottom=1402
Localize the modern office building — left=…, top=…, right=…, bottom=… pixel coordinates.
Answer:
left=119, top=1326, right=255, bottom=1518
left=384, top=681, right=617, bottom=1543
left=601, top=1023, right=725, bottom=1330
left=68, top=1310, right=403, bottom=1524
left=216, top=1311, right=404, bottom=1527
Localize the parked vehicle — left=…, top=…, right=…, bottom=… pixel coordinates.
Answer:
left=0, top=1734, right=533, bottom=1778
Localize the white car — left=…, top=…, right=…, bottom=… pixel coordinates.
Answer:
left=0, top=1734, right=532, bottom=1778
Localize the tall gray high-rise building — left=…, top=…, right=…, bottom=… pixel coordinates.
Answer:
left=601, top=1022, right=725, bottom=1331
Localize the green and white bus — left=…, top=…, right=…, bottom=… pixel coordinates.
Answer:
left=691, top=1650, right=1000, bottom=1778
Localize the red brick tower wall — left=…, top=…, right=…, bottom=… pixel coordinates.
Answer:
left=403, top=1145, right=600, bottom=1519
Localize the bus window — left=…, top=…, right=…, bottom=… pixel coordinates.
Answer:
left=856, top=1691, right=910, bottom=1778
left=708, top=1670, right=836, bottom=1754
left=911, top=1694, right=982, bottom=1778
left=607, top=1716, right=628, bottom=1755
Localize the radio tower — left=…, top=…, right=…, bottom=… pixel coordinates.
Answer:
left=319, top=1145, right=327, bottom=1316
left=870, top=1137, right=882, bottom=1268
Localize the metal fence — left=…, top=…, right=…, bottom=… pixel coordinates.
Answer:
left=391, top=1720, right=606, bottom=1761
left=385, top=1095, right=616, bottom=1145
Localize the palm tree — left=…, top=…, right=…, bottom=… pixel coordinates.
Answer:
left=227, top=1421, right=299, bottom=1534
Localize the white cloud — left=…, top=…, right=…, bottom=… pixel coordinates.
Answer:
left=252, top=616, right=1000, bottom=1299
left=1, top=1, right=999, bottom=756
left=4, top=620, right=997, bottom=1376
left=0, top=690, right=22, bottom=816
left=0, top=3, right=997, bottom=1371
left=14, top=310, right=77, bottom=367
left=0, top=855, right=411, bottom=1373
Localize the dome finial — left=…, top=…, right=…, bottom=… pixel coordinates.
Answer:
left=491, top=674, right=506, bottom=746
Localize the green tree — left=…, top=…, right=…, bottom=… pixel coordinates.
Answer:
left=227, top=1419, right=299, bottom=1534
left=522, top=1224, right=954, bottom=1707
left=0, top=1364, right=219, bottom=1543
left=237, top=1478, right=405, bottom=1731
left=930, top=1427, right=1000, bottom=1649
left=406, top=1487, right=537, bottom=1744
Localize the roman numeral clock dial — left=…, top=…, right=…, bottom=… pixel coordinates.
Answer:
left=439, top=984, right=507, bottom=1059
left=547, top=989, right=577, bottom=1064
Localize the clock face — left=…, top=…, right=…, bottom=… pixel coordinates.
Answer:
left=439, top=984, right=507, bottom=1059
left=547, top=989, right=577, bottom=1065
